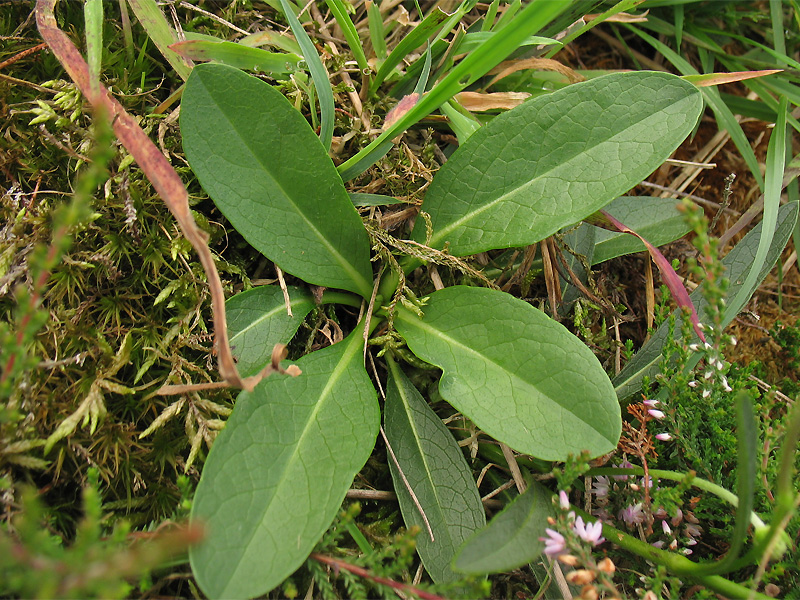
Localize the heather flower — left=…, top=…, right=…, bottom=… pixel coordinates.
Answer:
left=613, top=459, right=634, bottom=481
left=661, top=520, right=672, bottom=535
left=655, top=432, right=672, bottom=441
left=574, top=516, right=605, bottom=546
left=541, top=528, right=566, bottom=556
left=643, top=399, right=659, bottom=408
left=619, top=503, right=645, bottom=526
left=559, top=490, right=570, bottom=510
left=591, top=476, right=610, bottom=498
left=648, top=409, right=665, bottom=420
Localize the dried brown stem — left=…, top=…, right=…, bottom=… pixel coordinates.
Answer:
left=35, top=0, right=280, bottom=392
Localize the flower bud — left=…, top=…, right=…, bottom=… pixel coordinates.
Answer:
left=566, top=569, right=596, bottom=585
left=597, top=557, right=616, bottom=573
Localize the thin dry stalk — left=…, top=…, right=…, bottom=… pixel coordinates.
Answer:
left=35, top=0, right=290, bottom=393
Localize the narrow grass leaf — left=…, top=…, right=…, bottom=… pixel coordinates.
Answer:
left=84, top=0, right=102, bottom=94
left=454, top=481, right=553, bottom=574
left=366, top=1, right=386, bottom=59
left=126, top=0, right=192, bottom=81
left=625, top=25, right=764, bottom=189
left=395, top=287, right=621, bottom=460
left=591, top=196, right=690, bottom=264
left=226, top=286, right=315, bottom=377
left=181, top=63, right=373, bottom=298
left=278, top=0, right=334, bottom=150
left=370, top=7, right=450, bottom=92
left=324, top=0, right=369, bottom=73
left=384, top=358, right=485, bottom=583
left=726, top=97, right=787, bottom=321
left=614, top=201, right=800, bottom=401
left=340, top=0, right=570, bottom=180
left=169, top=40, right=303, bottom=74
left=414, top=71, right=702, bottom=255
left=189, top=328, right=379, bottom=599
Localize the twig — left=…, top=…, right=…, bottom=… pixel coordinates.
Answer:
left=35, top=0, right=270, bottom=392
left=310, top=553, right=446, bottom=600
left=380, top=426, right=435, bottom=541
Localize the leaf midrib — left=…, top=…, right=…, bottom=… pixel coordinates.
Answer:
left=396, top=309, right=612, bottom=442
left=228, top=295, right=310, bottom=345
left=428, top=84, right=695, bottom=249
left=225, top=332, right=362, bottom=593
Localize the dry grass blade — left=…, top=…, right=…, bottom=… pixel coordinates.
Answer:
left=35, top=0, right=278, bottom=393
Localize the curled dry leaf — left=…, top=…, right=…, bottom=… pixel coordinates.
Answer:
left=455, top=91, right=530, bottom=111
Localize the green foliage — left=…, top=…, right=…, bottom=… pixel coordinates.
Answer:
left=0, top=469, right=194, bottom=599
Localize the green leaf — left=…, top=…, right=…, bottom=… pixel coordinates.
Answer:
left=279, top=0, right=335, bottom=150
left=591, top=196, right=691, bottom=264
left=169, top=40, right=303, bottom=74
left=413, top=71, right=703, bottom=256
left=454, top=481, right=554, bottom=574
left=181, top=63, right=373, bottom=298
left=127, top=0, right=192, bottom=81
left=189, top=327, right=379, bottom=599
left=394, top=287, right=621, bottom=460
left=384, top=358, right=485, bottom=583
left=614, top=201, right=800, bottom=401
left=227, top=286, right=315, bottom=377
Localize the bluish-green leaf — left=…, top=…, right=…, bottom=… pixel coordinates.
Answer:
left=454, top=481, right=554, bottom=574
left=189, top=328, right=379, bottom=599
left=384, top=358, right=485, bottom=583
left=615, top=201, right=800, bottom=401
left=227, top=286, right=315, bottom=377
left=394, top=287, right=621, bottom=460
left=413, top=71, right=703, bottom=255
left=181, top=63, right=373, bottom=298
left=591, top=196, right=691, bottom=264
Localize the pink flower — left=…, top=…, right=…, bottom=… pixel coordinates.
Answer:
left=559, top=490, right=570, bottom=510
left=592, top=476, right=610, bottom=498
left=541, top=528, right=566, bottom=556
left=619, top=503, right=645, bottom=526
left=613, top=459, right=634, bottom=481
left=655, top=432, right=672, bottom=441
left=574, top=516, right=605, bottom=546
left=648, top=409, right=665, bottom=420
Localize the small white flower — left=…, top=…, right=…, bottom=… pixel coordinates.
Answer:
left=688, top=344, right=700, bottom=352
left=661, top=520, right=672, bottom=535
left=656, top=432, right=672, bottom=441
left=688, top=380, right=698, bottom=388
left=648, top=409, right=665, bottom=420
left=702, top=388, right=711, bottom=398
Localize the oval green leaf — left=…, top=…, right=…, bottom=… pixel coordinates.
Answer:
left=454, top=480, right=554, bottom=574
left=181, top=63, right=373, bottom=298
left=384, top=358, right=485, bottom=583
left=591, top=196, right=690, bottom=264
left=189, top=328, right=379, bottom=599
left=227, top=285, right=315, bottom=377
left=394, top=287, right=621, bottom=460
left=414, top=71, right=703, bottom=255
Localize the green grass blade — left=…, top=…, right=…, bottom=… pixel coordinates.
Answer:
left=770, top=0, right=787, bottom=62
left=126, top=0, right=192, bottom=81
left=370, top=7, right=451, bottom=92
left=625, top=24, right=765, bottom=189
left=84, top=0, right=103, bottom=95
left=725, top=97, right=788, bottom=320
left=482, top=0, right=500, bottom=32
left=324, top=0, right=369, bottom=73
left=366, top=0, right=386, bottom=59
left=545, top=0, right=643, bottom=58
left=340, top=0, right=571, bottom=180
left=170, top=40, right=303, bottom=75
left=279, top=0, right=334, bottom=150
left=492, top=0, right=521, bottom=31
